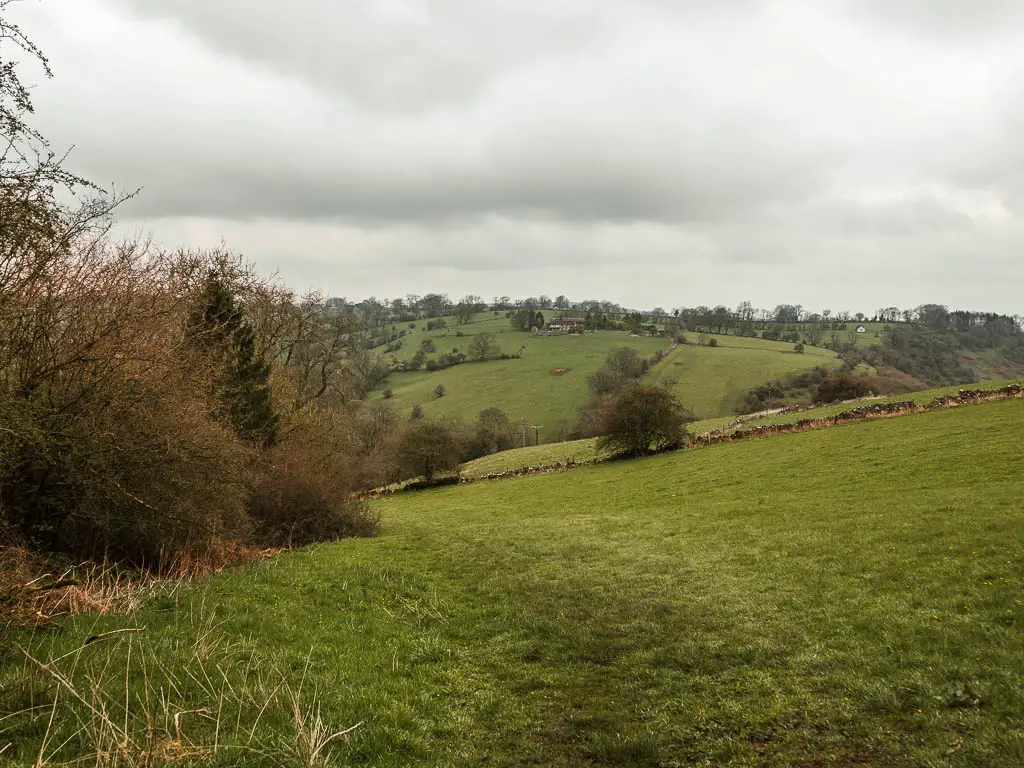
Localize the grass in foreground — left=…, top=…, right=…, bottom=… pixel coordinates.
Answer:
left=2, top=399, right=1023, bottom=766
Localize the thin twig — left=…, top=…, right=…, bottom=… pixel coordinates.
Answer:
left=84, top=627, right=146, bottom=645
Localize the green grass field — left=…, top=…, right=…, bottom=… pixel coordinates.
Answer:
left=721, top=379, right=1024, bottom=431
left=4, top=398, right=1022, bottom=766
left=812, top=321, right=888, bottom=348
left=460, top=436, right=607, bottom=477
left=459, top=380, right=1024, bottom=478
left=385, top=313, right=517, bottom=364
left=642, top=335, right=835, bottom=417
left=373, top=330, right=670, bottom=441
left=374, top=322, right=837, bottom=439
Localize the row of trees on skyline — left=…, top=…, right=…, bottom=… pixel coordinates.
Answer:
left=338, top=294, right=1023, bottom=337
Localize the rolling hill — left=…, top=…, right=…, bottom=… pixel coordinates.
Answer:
left=372, top=316, right=838, bottom=440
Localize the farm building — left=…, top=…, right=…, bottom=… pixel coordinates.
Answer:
left=546, top=317, right=585, bottom=334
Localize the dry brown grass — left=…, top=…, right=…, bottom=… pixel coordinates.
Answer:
left=0, top=544, right=280, bottom=628
left=3, top=621, right=364, bottom=766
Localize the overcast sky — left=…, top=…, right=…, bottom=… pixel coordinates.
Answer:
left=13, top=0, right=1024, bottom=313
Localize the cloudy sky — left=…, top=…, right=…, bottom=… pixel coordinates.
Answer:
left=13, top=0, right=1024, bottom=313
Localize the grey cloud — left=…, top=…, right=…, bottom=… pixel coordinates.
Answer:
left=126, top=210, right=1024, bottom=315
left=14, top=0, right=1024, bottom=314
left=97, top=0, right=613, bottom=113
left=107, top=116, right=830, bottom=225
left=35, top=1, right=834, bottom=226
left=799, top=196, right=976, bottom=238
left=99, top=0, right=768, bottom=114
left=842, top=0, right=1024, bottom=42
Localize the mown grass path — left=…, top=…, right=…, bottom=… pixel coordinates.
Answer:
left=3, top=400, right=1023, bottom=766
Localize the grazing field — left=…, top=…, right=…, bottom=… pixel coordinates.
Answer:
left=458, top=379, right=1024, bottom=478
left=4, top=398, right=1023, bottom=766
left=386, top=312, right=517, bottom=364
left=641, top=336, right=835, bottom=417
left=460, top=436, right=607, bottom=477
left=373, top=330, right=669, bottom=441
left=723, top=378, right=1024, bottom=430
left=375, top=326, right=837, bottom=439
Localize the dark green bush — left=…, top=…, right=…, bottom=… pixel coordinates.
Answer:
left=596, top=385, right=692, bottom=457
left=814, top=374, right=878, bottom=403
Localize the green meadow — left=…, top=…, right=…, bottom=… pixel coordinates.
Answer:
left=374, top=321, right=836, bottom=440
left=459, top=380, right=1023, bottom=478
left=386, top=313, right=517, bottom=364
left=641, top=334, right=835, bottom=417
left=719, top=379, right=1024, bottom=430
left=373, top=330, right=669, bottom=441
left=4, top=398, right=1023, bottom=766
left=460, top=437, right=607, bottom=477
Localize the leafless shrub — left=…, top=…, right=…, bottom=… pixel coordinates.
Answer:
left=246, top=445, right=379, bottom=548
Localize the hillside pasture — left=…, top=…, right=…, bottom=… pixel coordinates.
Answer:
left=4, top=399, right=1022, bottom=766
left=642, top=335, right=837, bottom=417
left=377, top=327, right=840, bottom=439
left=460, top=436, right=606, bottom=477
left=459, top=379, right=1024, bottom=479
left=725, top=378, right=1024, bottom=431
left=385, top=312, right=516, bottom=363
left=373, top=330, right=668, bottom=441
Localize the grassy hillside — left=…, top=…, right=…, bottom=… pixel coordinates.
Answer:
left=459, top=378, right=1023, bottom=478
left=5, top=398, right=1023, bottom=766
left=385, top=312, right=517, bottom=363
left=719, top=378, right=1024, bottom=431
left=642, top=334, right=836, bottom=416
left=375, top=323, right=836, bottom=439
left=374, top=330, right=669, bottom=441
left=461, top=436, right=606, bottom=477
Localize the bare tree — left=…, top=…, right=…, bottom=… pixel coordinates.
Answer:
left=468, top=332, right=500, bottom=361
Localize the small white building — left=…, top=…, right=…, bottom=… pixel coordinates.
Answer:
left=856, top=325, right=867, bottom=333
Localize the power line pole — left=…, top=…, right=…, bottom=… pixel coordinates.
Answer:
left=531, top=425, right=542, bottom=446
left=520, top=416, right=527, bottom=448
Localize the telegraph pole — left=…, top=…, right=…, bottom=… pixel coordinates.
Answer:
left=520, top=416, right=527, bottom=448
left=531, top=425, right=542, bottom=446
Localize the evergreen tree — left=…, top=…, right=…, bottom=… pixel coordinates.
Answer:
left=189, top=271, right=279, bottom=446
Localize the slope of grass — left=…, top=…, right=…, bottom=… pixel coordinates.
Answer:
left=376, top=329, right=837, bottom=439
left=729, top=378, right=1024, bottom=430
left=460, top=436, right=606, bottom=477
left=642, top=337, right=835, bottom=417
left=459, top=379, right=1023, bottom=479
left=374, top=331, right=669, bottom=441
left=4, top=399, right=1023, bottom=766
left=386, top=312, right=517, bottom=364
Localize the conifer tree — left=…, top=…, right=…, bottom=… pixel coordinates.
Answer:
left=189, top=271, right=279, bottom=446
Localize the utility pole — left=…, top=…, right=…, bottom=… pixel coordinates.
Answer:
left=520, top=416, right=527, bottom=448
left=531, top=425, right=543, bottom=446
